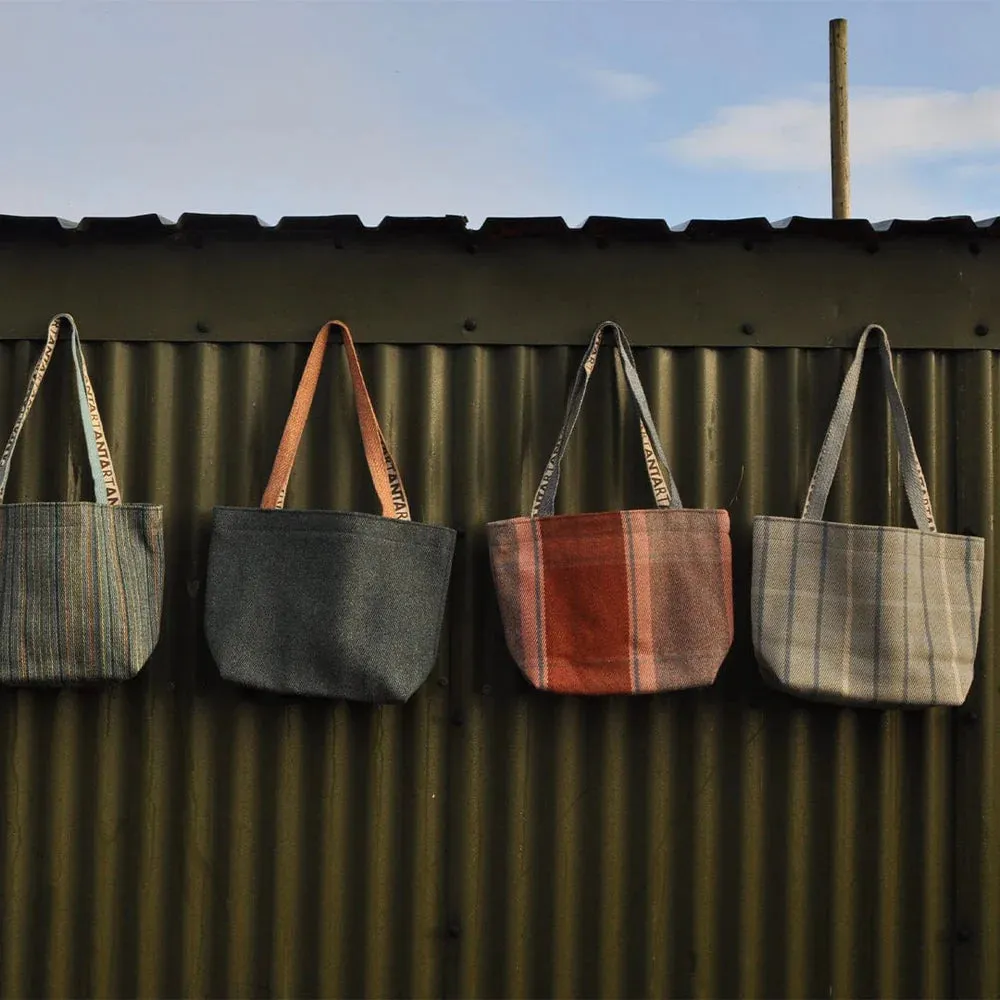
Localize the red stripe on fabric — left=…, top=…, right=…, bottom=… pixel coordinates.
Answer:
left=513, top=517, right=543, bottom=687
left=627, top=510, right=657, bottom=693
left=538, top=512, right=631, bottom=694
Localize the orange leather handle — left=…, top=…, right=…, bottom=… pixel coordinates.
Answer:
left=261, top=321, right=411, bottom=519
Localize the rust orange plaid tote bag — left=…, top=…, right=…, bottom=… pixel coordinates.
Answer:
left=487, top=321, right=734, bottom=695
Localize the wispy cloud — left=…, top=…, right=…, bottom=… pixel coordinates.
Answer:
left=588, top=68, right=660, bottom=103
left=662, top=86, right=1000, bottom=172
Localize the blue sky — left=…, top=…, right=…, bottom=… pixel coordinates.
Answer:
left=3, top=1, right=1000, bottom=225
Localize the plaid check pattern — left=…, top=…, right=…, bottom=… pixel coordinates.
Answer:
left=489, top=507, right=733, bottom=694
left=752, top=518, right=982, bottom=704
left=488, top=321, right=734, bottom=695
left=751, top=324, right=985, bottom=706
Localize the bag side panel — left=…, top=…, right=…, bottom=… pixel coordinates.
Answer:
left=632, top=507, right=734, bottom=692
left=486, top=518, right=546, bottom=690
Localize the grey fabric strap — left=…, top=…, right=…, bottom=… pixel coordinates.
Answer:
left=802, top=323, right=936, bottom=532
left=0, top=314, right=119, bottom=505
left=531, top=321, right=683, bottom=517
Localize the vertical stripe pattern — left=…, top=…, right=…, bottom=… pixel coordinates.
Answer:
left=751, top=516, right=984, bottom=706
left=811, top=523, right=830, bottom=693
left=623, top=510, right=657, bottom=692
left=487, top=508, right=734, bottom=695
left=873, top=525, right=885, bottom=702
left=0, top=314, right=164, bottom=684
left=495, top=319, right=732, bottom=695
left=920, top=531, right=937, bottom=704
left=752, top=323, right=985, bottom=708
left=0, top=502, right=164, bottom=683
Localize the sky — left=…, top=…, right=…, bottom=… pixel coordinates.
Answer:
left=3, top=0, right=1000, bottom=226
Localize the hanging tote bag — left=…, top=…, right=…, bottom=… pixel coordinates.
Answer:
left=487, top=321, right=734, bottom=695
left=0, top=314, right=164, bottom=684
left=752, top=324, right=985, bottom=707
left=204, top=321, right=456, bottom=702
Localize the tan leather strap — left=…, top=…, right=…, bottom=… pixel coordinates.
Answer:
left=261, top=321, right=410, bottom=519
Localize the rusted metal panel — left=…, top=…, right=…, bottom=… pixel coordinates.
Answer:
left=0, top=235, right=995, bottom=999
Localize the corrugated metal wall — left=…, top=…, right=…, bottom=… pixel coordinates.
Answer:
left=0, top=222, right=997, bottom=999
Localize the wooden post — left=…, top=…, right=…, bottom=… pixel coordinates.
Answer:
left=829, top=18, right=850, bottom=219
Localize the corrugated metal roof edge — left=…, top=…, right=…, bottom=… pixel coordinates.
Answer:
left=1, top=212, right=999, bottom=241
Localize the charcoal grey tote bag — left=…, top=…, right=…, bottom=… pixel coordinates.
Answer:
left=0, top=314, right=164, bottom=684
left=752, top=323, right=985, bottom=707
left=204, top=321, right=456, bottom=701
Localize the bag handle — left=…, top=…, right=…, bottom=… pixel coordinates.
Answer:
left=531, top=320, right=683, bottom=517
left=802, top=323, right=936, bottom=531
left=261, top=321, right=411, bottom=519
left=0, top=314, right=121, bottom=505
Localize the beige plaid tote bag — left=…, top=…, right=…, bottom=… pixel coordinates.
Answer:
left=751, top=324, right=984, bottom=707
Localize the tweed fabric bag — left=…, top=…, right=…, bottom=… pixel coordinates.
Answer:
left=205, top=321, right=456, bottom=702
left=487, top=321, right=734, bottom=695
left=752, top=324, right=984, bottom=706
left=0, top=314, right=164, bottom=684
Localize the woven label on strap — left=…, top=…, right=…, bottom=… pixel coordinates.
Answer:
left=0, top=314, right=121, bottom=505
left=261, top=321, right=411, bottom=520
left=379, top=438, right=409, bottom=519
left=76, top=339, right=121, bottom=506
left=531, top=321, right=682, bottom=517
left=640, top=424, right=671, bottom=508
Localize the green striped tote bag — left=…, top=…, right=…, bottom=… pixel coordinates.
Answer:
left=0, top=314, right=164, bottom=684
left=751, top=324, right=984, bottom=707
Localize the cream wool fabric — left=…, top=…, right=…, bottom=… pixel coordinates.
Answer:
left=752, top=324, right=984, bottom=707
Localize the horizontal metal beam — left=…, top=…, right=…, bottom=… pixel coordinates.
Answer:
left=1, top=235, right=997, bottom=347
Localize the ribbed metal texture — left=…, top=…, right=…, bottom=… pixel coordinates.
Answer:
left=0, top=337, right=995, bottom=999
left=2, top=211, right=1000, bottom=238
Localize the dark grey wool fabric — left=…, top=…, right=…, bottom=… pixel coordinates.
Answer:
left=205, top=507, right=456, bottom=701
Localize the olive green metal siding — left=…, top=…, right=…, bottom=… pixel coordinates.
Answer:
left=0, top=219, right=997, bottom=999
left=3, top=214, right=1000, bottom=349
